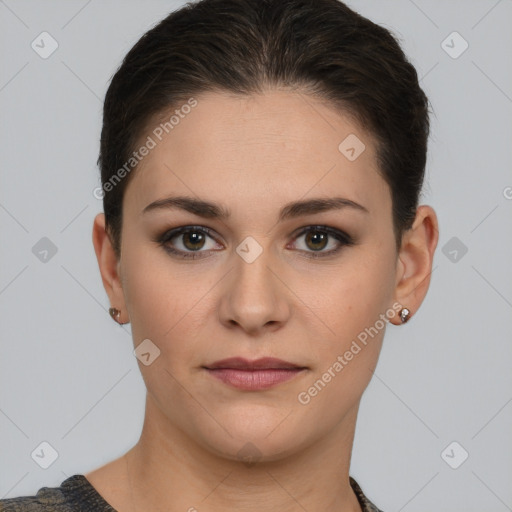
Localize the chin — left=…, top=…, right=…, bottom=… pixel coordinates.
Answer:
left=194, top=408, right=311, bottom=463
left=204, top=434, right=303, bottom=465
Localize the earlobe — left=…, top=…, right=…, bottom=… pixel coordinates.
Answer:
left=92, top=213, right=129, bottom=324
left=390, top=205, right=439, bottom=326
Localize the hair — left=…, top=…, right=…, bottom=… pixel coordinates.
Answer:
left=98, top=0, right=430, bottom=258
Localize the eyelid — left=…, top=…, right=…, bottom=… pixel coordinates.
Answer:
left=158, top=225, right=219, bottom=243
left=291, top=225, right=353, bottom=243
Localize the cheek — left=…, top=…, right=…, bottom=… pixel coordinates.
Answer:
left=299, top=245, right=395, bottom=340
left=295, top=242, right=395, bottom=396
left=121, top=242, right=215, bottom=367
left=120, top=240, right=182, bottom=341
left=295, top=266, right=390, bottom=418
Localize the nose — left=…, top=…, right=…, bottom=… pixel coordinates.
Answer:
left=218, top=243, right=291, bottom=336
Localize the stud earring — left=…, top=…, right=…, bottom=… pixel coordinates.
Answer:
left=399, top=307, right=411, bottom=324
left=109, top=307, right=122, bottom=324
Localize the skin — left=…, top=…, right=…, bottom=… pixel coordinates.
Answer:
left=89, top=89, right=438, bottom=512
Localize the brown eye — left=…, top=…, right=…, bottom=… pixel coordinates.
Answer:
left=182, top=231, right=206, bottom=250
left=290, top=225, right=355, bottom=259
left=305, top=230, right=328, bottom=251
left=158, top=226, right=222, bottom=260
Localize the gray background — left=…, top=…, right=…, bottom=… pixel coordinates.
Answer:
left=1, top=1, right=511, bottom=510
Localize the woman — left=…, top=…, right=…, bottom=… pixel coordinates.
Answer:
left=0, top=0, right=438, bottom=510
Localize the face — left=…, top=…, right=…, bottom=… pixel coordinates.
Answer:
left=107, top=89, right=404, bottom=461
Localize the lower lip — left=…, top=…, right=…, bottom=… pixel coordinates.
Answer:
left=205, top=368, right=305, bottom=390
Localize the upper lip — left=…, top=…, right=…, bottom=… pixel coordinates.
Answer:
left=204, top=357, right=305, bottom=370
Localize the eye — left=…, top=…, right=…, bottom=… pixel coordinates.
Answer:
left=156, top=224, right=355, bottom=260
left=157, top=226, right=222, bottom=259
left=288, top=226, right=354, bottom=259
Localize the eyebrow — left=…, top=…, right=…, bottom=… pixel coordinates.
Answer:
left=141, top=195, right=369, bottom=221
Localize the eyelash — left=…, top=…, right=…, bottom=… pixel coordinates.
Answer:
left=156, top=225, right=355, bottom=260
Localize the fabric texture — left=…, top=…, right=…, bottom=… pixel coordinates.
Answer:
left=0, top=474, right=383, bottom=511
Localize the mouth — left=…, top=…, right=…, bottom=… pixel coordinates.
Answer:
left=203, top=357, right=307, bottom=391
left=205, top=357, right=305, bottom=371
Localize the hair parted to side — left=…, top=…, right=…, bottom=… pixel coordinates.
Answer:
left=98, top=0, right=430, bottom=259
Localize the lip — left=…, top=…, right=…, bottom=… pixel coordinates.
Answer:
left=203, top=357, right=307, bottom=391
left=205, top=357, right=304, bottom=370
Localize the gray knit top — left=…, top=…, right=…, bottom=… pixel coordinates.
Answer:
left=0, top=474, right=383, bottom=511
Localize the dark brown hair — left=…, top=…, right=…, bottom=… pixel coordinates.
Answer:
left=98, top=0, right=430, bottom=258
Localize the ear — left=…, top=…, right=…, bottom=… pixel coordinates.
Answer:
left=92, top=213, right=129, bottom=324
left=389, top=205, right=439, bottom=325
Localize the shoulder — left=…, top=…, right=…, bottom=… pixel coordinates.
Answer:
left=349, top=476, right=385, bottom=512
left=0, top=480, right=71, bottom=511
left=0, top=475, right=115, bottom=512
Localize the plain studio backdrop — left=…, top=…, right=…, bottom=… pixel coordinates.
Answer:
left=1, top=1, right=511, bottom=511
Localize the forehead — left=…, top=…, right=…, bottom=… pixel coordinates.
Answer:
left=124, top=89, right=390, bottom=220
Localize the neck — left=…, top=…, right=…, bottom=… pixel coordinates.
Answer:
left=122, top=394, right=363, bottom=512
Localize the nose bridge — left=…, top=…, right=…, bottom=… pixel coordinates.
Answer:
left=219, top=235, right=289, bottom=332
left=233, top=236, right=277, bottom=304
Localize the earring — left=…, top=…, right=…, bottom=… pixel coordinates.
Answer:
left=109, top=307, right=122, bottom=324
left=399, top=307, right=411, bottom=324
